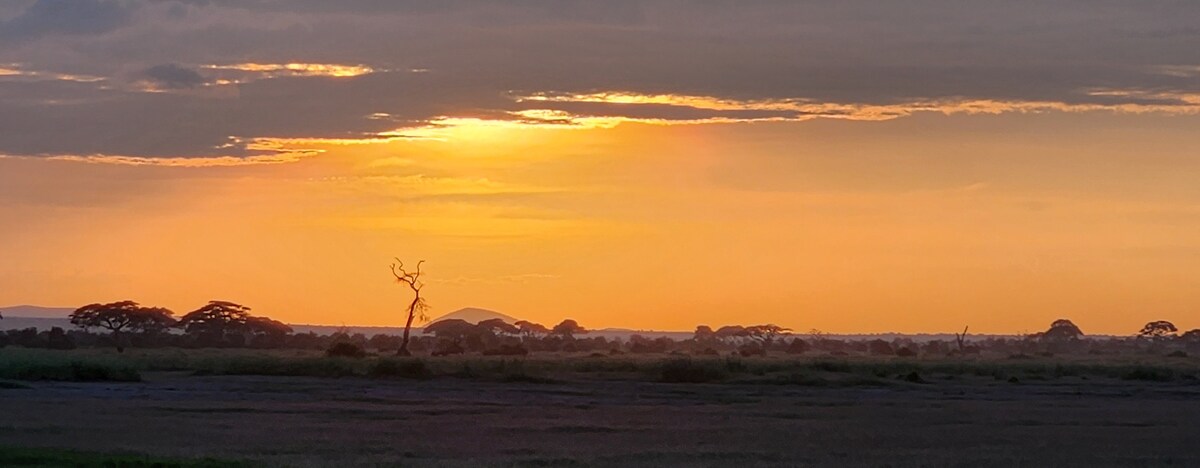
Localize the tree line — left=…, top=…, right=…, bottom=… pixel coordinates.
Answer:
left=65, top=300, right=291, bottom=352
left=3, top=303, right=1199, bottom=359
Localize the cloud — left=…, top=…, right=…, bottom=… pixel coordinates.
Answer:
left=0, top=0, right=133, bottom=41
left=2, top=0, right=1200, bottom=163
left=141, top=63, right=207, bottom=89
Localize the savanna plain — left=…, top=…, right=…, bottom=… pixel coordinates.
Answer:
left=2, top=348, right=1199, bottom=467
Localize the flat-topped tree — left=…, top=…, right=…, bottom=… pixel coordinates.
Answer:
left=551, top=319, right=587, bottom=339
left=744, top=324, right=792, bottom=349
left=1138, top=321, right=1178, bottom=340
left=69, top=301, right=175, bottom=352
left=514, top=320, right=549, bottom=339
left=1041, top=319, right=1084, bottom=341
left=177, top=300, right=252, bottom=345
left=391, top=258, right=429, bottom=356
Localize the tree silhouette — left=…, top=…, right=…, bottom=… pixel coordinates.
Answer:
left=177, top=300, right=253, bottom=345
left=478, top=318, right=519, bottom=336
left=245, top=316, right=293, bottom=347
left=424, top=319, right=479, bottom=345
left=390, top=258, right=429, bottom=356
left=1138, top=321, right=1178, bottom=339
left=514, top=320, right=549, bottom=339
left=69, top=301, right=175, bottom=352
left=954, top=326, right=969, bottom=353
left=551, top=319, right=587, bottom=339
left=743, top=324, right=792, bottom=349
left=714, top=325, right=748, bottom=343
left=1041, top=319, right=1084, bottom=341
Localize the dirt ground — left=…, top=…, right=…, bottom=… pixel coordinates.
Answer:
left=2, top=373, right=1199, bottom=467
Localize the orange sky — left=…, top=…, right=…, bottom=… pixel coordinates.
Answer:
left=2, top=1, right=1200, bottom=335
left=4, top=112, right=1200, bottom=334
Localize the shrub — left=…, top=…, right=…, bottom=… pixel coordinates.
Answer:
left=785, top=339, right=810, bottom=355
left=896, top=347, right=917, bottom=357
left=325, top=342, right=366, bottom=359
left=482, top=344, right=529, bottom=356
left=868, top=340, right=895, bottom=356
left=368, top=359, right=430, bottom=379
left=660, top=359, right=727, bottom=383
left=431, top=342, right=465, bottom=356
left=1122, top=367, right=1175, bottom=382
left=737, top=343, right=766, bottom=357
left=0, top=360, right=140, bottom=382
left=1166, top=350, right=1188, bottom=358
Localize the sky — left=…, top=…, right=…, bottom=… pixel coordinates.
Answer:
left=2, top=0, right=1200, bottom=334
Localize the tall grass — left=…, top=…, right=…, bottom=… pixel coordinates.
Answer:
left=0, top=348, right=140, bottom=382
left=1, top=347, right=1196, bottom=384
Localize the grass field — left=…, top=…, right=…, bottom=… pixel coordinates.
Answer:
left=2, top=347, right=1197, bottom=385
left=4, top=348, right=1200, bottom=466
left=0, top=446, right=251, bottom=468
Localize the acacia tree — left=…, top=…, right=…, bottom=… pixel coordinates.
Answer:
left=424, top=319, right=479, bottom=345
left=177, top=300, right=253, bottom=345
left=714, top=325, right=748, bottom=344
left=245, top=316, right=293, bottom=348
left=1041, top=319, right=1084, bottom=342
left=743, top=324, right=792, bottom=349
left=1138, top=321, right=1178, bottom=339
left=390, top=258, right=429, bottom=355
left=551, top=319, right=587, bottom=339
left=514, top=320, right=550, bottom=340
left=69, top=301, right=175, bottom=352
left=478, top=318, right=519, bottom=337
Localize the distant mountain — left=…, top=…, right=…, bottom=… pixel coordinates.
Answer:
left=425, top=307, right=519, bottom=325
left=0, top=305, right=74, bottom=318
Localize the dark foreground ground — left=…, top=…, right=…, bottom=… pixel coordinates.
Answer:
left=2, top=373, right=1199, bottom=467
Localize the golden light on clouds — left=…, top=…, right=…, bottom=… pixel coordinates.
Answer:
left=202, top=62, right=376, bottom=78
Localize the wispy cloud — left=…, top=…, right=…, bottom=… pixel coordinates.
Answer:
left=201, top=63, right=377, bottom=78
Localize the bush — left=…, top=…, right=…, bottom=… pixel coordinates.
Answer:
left=482, top=344, right=529, bottom=356
left=896, top=347, right=917, bottom=357
left=1122, top=367, right=1176, bottom=382
left=325, top=342, right=366, bottom=359
left=1166, top=350, right=1188, bottom=358
left=431, top=342, right=465, bottom=356
left=0, top=360, right=140, bottom=382
left=660, top=359, right=727, bottom=383
left=737, top=343, right=766, bottom=357
left=368, top=359, right=430, bottom=379
left=785, top=339, right=810, bottom=355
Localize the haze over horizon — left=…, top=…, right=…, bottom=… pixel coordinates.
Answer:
left=4, top=1, right=1200, bottom=334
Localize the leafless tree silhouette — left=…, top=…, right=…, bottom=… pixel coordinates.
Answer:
left=391, top=258, right=429, bottom=356
left=955, top=326, right=969, bottom=353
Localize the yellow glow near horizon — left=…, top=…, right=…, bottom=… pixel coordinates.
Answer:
left=6, top=108, right=1200, bottom=335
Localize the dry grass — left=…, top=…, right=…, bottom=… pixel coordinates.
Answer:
left=2, top=347, right=1197, bottom=385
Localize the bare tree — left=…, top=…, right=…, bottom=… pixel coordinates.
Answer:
left=954, top=326, right=969, bottom=353
left=391, top=258, right=430, bottom=356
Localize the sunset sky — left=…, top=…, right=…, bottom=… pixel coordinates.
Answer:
left=3, top=1, right=1200, bottom=334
